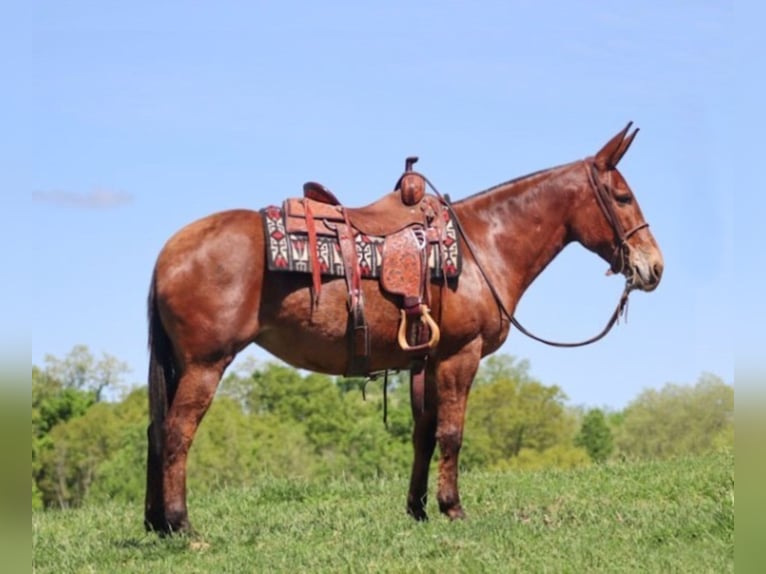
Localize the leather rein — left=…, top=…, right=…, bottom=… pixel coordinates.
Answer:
left=426, top=158, right=649, bottom=348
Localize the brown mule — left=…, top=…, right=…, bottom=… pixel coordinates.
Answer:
left=144, top=124, right=663, bottom=533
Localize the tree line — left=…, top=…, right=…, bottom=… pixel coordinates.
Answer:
left=32, top=346, right=733, bottom=511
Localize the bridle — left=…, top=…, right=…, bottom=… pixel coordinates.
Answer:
left=585, top=159, right=650, bottom=279
left=434, top=158, right=650, bottom=348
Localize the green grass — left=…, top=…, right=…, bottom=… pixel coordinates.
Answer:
left=33, top=452, right=733, bottom=573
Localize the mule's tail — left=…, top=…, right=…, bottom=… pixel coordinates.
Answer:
left=145, top=270, right=177, bottom=529
left=147, top=270, right=177, bottom=437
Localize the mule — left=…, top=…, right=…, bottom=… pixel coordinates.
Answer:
left=144, top=123, right=663, bottom=533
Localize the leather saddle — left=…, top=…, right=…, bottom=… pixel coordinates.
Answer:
left=284, top=190, right=442, bottom=237
left=282, top=157, right=447, bottom=383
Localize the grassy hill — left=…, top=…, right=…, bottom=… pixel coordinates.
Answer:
left=33, top=451, right=733, bottom=573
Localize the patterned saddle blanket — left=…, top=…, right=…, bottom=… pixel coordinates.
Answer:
left=261, top=204, right=461, bottom=280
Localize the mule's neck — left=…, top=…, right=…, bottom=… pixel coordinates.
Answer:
left=453, top=163, right=581, bottom=313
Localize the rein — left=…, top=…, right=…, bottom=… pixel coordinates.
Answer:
left=423, top=159, right=646, bottom=348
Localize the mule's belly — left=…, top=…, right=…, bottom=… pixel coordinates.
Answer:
left=254, top=267, right=510, bottom=374
left=255, top=274, right=416, bottom=374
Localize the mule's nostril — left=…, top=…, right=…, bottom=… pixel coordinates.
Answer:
left=653, top=262, right=664, bottom=280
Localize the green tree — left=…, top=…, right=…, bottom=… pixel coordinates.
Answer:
left=38, top=387, right=148, bottom=509
left=473, top=354, right=533, bottom=387
left=43, top=344, right=130, bottom=401
left=38, top=401, right=123, bottom=508
left=33, top=346, right=135, bottom=508
left=463, top=358, right=582, bottom=471
left=505, top=444, right=590, bottom=471
left=335, top=380, right=412, bottom=479
left=616, top=373, right=733, bottom=460
left=218, top=361, right=412, bottom=480
left=33, top=365, right=96, bottom=508
left=32, top=366, right=95, bottom=435
left=575, top=408, right=614, bottom=463
left=84, top=388, right=147, bottom=505
left=238, top=364, right=355, bottom=456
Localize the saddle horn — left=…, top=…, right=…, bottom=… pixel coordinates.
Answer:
left=399, top=156, right=426, bottom=205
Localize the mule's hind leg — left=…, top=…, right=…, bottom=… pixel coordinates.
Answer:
left=406, top=400, right=437, bottom=521
left=161, top=361, right=227, bottom=533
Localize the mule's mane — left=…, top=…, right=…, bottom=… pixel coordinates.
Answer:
left=455, top=160, right=579, bottom=203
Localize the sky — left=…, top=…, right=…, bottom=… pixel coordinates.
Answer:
left=9, top=1, right=747, bottom=409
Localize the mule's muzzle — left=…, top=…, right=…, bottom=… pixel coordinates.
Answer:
left=627, top=255, right=663, bottom=292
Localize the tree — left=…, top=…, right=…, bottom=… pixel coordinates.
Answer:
left=84, top=389, right=147, bottom=505
left=218, top=361, right=413, bottom=480
left=33, top=366, right=95, bottom=434
left=463, top=359, right=583, bottom=471
left=43, top=344, right=130, bottom=402
left=335, top=379, right=412, bottom=479
left=473, top=354, right=534, bottom=387
left=38, top=401, right=130, bottom=508
left=37, top=387, right=148, bottom=509
left=615, top=373, right=733, bottom=460
left=575, top=409, right=614, bottom=463
left=33, top=346, right=134, bottom=508
left=32, top=365, right=96, bottom=508
left=505, top=444, right=590, bottom=471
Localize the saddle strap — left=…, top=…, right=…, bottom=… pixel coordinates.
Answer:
left=348, top=306, right=370, bottom=376
left=336, top=219, right=361, bottom=307
left=335, top=220, right=370, bottom=376
left=303, top=199, right=322, bottom=305
left=407, top=231, right=436, bottom=417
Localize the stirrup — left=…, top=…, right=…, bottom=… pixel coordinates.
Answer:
left=397, top=304, right=440, bottom=352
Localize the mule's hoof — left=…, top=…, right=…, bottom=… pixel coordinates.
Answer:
left=438, top=501, right=466, bottom=520
left=144, top=512, right=167, bottom=534
left=407, top=506, right=429, bottom=522
left=145, top=511, right=193, bottom=536
left=166, top=518, right=194, bottom=536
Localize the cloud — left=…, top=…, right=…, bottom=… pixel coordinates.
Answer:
left=32, top=188, right=134, bottom=209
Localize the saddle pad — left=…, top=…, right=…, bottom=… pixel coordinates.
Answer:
left=261, top=205, right=461, bottom=279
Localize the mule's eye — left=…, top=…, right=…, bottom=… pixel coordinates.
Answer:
left=614, top=193, right=633, bottom=205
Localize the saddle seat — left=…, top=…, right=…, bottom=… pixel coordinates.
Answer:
left=288, top=183, right=438, bottom=238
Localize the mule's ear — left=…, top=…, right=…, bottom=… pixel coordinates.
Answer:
left=611, top=126, right=639, bottom=167
left=594, top=122, right=633, bottom=170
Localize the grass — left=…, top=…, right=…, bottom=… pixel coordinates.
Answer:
left=33, top=451, right=733, bottom=573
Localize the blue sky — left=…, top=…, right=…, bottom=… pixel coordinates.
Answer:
left=11, top=1, right=742, bottom=408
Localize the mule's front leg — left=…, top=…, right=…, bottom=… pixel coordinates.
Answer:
left=436, top=420, right=467, bottom=520
left=407, top=405, right=437, bottom=521
left=434, top=349, right=480, bottom=520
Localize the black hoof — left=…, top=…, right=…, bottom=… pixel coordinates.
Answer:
left=144, top=510, right=192, bottom=536
left=144, top=511, right=167, bottom=534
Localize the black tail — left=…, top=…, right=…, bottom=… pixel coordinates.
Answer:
left=145, top=270, right=178, bottom=530
left=147, top=270, right=177, bottom=437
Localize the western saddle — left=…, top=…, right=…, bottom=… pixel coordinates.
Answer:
left=283, top=157, right=451, bottom=394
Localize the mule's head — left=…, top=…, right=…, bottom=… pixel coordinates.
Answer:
left=568, top=123, right=664, bottom=292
